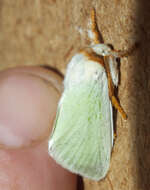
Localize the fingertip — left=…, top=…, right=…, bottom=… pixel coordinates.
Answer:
left=0, top=67, right=78, bottom=189
left=0, top=67, right=62, bottom=149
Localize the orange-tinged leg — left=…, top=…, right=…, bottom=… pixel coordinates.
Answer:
left=104, top=57, right=127, bottom=120
left=111, top=43, right=139, bottom=57
left=111, top=49, right=132, bottom=57
left=111, top=96, right=127, bottom=120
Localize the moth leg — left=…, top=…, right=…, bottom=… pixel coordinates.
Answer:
left=104, top=57, right=127, bottom=120
left=90, top=8, right=103, bottom=44
left=106, top=67, right=127, bottom=120
left=111, top=96, right=127, bottom=120
left=108, top=72, right=127, bottom=120
left=111, top=43, right=138, bottom=58
left=111, top=49, right=131, bottom=57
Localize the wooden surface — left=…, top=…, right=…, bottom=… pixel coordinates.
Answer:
left=0, top=0, right=150, bottom=189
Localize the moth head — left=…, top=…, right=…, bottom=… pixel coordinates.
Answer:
left=91, top=44, right=112, bottom=56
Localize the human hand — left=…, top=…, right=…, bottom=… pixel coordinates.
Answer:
left=0, top=66, right=77, bottom=189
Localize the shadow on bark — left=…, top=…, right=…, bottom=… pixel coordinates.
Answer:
left=77, top=176, right=84, bottom=190
left=134, top=1, right=150, bottom=189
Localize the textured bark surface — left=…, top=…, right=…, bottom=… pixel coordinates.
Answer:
left=0, top=0, right=150, bottom=189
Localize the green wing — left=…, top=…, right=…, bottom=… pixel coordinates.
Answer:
left=49, top=80, right=113, bottom=181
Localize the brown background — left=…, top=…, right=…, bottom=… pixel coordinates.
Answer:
left=0, top=0, right=150, bottom=190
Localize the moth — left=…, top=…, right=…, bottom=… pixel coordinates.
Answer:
left=48, top=9, right=132, bottom=181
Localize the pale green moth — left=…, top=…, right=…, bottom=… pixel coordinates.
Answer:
left=48, top=9, right=129, bottom=181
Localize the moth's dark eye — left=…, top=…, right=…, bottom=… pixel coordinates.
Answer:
left=106, top=44, right=113, bottom=50
left=115, top=57, right=120, bottom=63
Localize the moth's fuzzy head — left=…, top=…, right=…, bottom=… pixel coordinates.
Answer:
left=64, top=53, right=106, bottom=89
left=91, top=44, right=119, bottom=86
left=91, top=44, right=112, bottom=56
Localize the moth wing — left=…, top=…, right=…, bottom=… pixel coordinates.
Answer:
left=49, top=77, right=113, bottom=181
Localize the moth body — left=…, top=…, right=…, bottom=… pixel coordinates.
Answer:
left=49, top=49, right=114, bottom=181
left=91, top=44, right=112, bottom=56
left=64, top=53, right=106, bottom=89
left=48, top=8, right=129, bottom=181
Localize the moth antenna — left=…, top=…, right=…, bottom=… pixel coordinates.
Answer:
left=90, top=8, right=102, bottom=44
